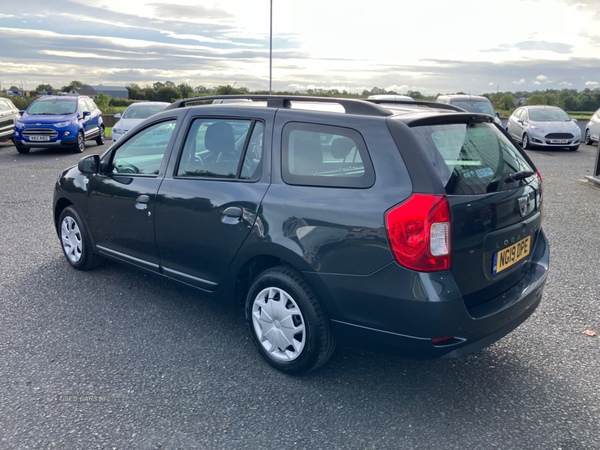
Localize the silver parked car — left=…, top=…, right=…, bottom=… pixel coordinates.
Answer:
left=507, top=105, right=580, bottom=151
left=584, top=108, right=600, bottom=145
left=111, top=102, right=170, bottom=142
left=0, top=97, right=20, bottom=143
left=436, top=94, right=502, bottom=126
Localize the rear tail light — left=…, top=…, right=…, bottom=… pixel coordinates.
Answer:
left=385, top=194, right=452, bottom=272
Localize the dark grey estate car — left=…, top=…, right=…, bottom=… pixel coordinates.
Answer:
left=53, top=95, right=549, bottom=374
left=0, top=97, right=19, bottom=142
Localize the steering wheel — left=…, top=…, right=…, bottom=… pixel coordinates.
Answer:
left=115, top=162, right=140, bottom=174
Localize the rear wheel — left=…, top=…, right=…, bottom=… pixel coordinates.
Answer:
left=95, top=126, right=105, bottom=145
left=246, top=266, right=336, bottom=375
left=584, top=129, right=592, bottom=145
left=58, top=206, right=102, bottom=271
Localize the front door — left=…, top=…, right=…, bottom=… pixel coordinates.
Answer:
left=154, top=112, right=274, bottom=289
left=87, top=120, right=178, bottom=271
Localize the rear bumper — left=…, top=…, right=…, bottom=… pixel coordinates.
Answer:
left=304, top=229, right=549, bottom=359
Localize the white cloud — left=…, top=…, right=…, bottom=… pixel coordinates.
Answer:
left=489, top=82, right=494, bottom=85
left=559, top=81, right=573, bottom=86
left=513, top=79, right=525, bottom=84
left=386, top=84, right=409, bottom=93
left=585, top=81, right=598, bottom=85
left=533, top=81, right=542, bottom=85
left=535, top=75, right=549, bottom=81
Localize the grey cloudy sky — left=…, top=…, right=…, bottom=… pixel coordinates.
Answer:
left=1, top=0, right=600, bottom=94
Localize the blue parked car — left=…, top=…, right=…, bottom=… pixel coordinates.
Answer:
left=13, top=95, right=105, bottom=154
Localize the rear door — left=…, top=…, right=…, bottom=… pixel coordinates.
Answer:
left=154, top=109, right=274, bottom=290
left=410, top=120, right=542, bottom=308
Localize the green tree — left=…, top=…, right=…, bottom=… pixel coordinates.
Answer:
left=556, top=90, right=577, bottom=111
left=153, top=81, right=165, bottom=90
left=35, top=84, right=54, bottom=92
left=155, top=86, right=180, bottom=102
left=576, top=93, right=594, bottom=111
left=61, top=80, right=84, bottom=92
left=8, top=85, right=19, bottom=91
left=526, top=95, right=547, bottom=106
left=143, top=87, right=155, bottom=101
left=177, top=83, right=194, bottom=99
left=194, top=85, right=214, bottom=94
left=126, top=84, right=142, bottom=100
left=497, top=94, right=515, bottom=111
left=215, top=84, right=245, bottom=95
left=165, top=80, right=176, bottom=88
left=94, top=92, right=110, bottom=111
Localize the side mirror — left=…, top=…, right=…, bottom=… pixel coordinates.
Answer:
left=19, top=110, right=25, bottom=116
left=573, top=118, right=578, bottom=123
left=495, top=112, right=500, bottom=118
left=83, top=111, right=91, bottom=117
left=78, top=154, right=99, bottom=174
left=114, top=113, right=122, bottom=119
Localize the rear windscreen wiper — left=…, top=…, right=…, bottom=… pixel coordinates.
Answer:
left=506, top=170, right=535, bottom=182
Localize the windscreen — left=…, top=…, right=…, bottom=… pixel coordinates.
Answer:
left=123, top=104, right=167, bottom=119
left=27, top=100, right=77, bottom=115
left=529, top=108, right=570, bottom=121
left=411, top=122, right=533, bottom=195
left=451, top=100, right=495, bottom=116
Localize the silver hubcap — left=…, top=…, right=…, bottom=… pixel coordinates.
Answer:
left=78, top=134, right=84, bottom=150
left=523, top=136, right=528, bottom=147
left=61, top=216, right=82, bottom=263
left=586, top=130, right=590, bottom=142
left=252, top=287, right=306, bottom=361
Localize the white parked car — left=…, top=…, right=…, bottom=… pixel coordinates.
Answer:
left=584, top=108, right=600, bottom=145
left=368, top=94, right=414, bottom=102
left=111, top=102, right=170, bottom=142
left=507, top=105, right=580, bottom=151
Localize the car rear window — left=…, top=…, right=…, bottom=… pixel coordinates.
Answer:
left=450, top=101, right=495, bottom=116
left=411, top=122, right=533, bottom=195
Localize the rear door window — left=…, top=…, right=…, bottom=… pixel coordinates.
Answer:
left=281, top=122, right=374, bottom=188
left=411, top=122, right=533, bottom=195
left=176, top=118, right=263, bottom=180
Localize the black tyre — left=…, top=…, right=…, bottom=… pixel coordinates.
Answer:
left=246, top=266, right=336, bottom=375
left=584, top=129, right=592, bottom=145
left=58, top=206, right=102, bottom=271
left=15, top=143, right=30, bottom=154
left=522, top=133, right=531, bottom=150
left=95, top=126, right=106, bottom=145
left=75, top=131, right=85, bottom=153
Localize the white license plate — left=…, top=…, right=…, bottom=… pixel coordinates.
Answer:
left=29, top=135, right=50, bottom=141
left=550, top=139, right=568, bottom=144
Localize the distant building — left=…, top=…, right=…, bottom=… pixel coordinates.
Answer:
left=86, top=85, right=129, bottom=99
left=67, top=88, right=98, bottom=98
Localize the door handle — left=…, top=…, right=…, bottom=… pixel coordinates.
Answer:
left=222, top=206, right=243, bottom=218
left=135, top=195, right=150, bottom=210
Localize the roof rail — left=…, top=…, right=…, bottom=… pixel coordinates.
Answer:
left=164, top=95, right=394, bottom=117
left=365, top=99, right=465, bottom=113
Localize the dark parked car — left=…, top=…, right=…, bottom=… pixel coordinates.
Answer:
left=0, top=97, right=19, bottom=142
left=53, top=95, right=549, bottom=374
left=13, top=95, right=105, bottom=154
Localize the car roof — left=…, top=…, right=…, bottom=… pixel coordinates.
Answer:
left=158, top=95, right=493, bottom=126
left=127, top=101, right=170, bottom=107
left=522, top=105, right=563, bottom=110
left=37, top=96, right=80, bottom=101
left=438, top=94, right=490, bottom=102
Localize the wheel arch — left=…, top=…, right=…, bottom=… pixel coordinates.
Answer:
left=54, top=198, right=73, bottom=234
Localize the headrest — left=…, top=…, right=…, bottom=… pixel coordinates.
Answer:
left=205, top=122, right=235, bottom=152
left=331, top=137, right=356, bottom=160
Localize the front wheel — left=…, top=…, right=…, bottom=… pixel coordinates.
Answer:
left=95, top=126, right=105, bottom=145
left=584, top=129, right=592, bottom=145
left=522, top=133, right=531, bottom=150
left=75, top=131, right=85, bottom=153
left=15, top=142, right=30, bottom=154
left=58, top=206, right=102, bottom=270
left=246, top=266, right=336, bottom=375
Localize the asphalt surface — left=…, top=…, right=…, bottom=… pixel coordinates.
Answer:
left=0, top=138, right=599, bottom=450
